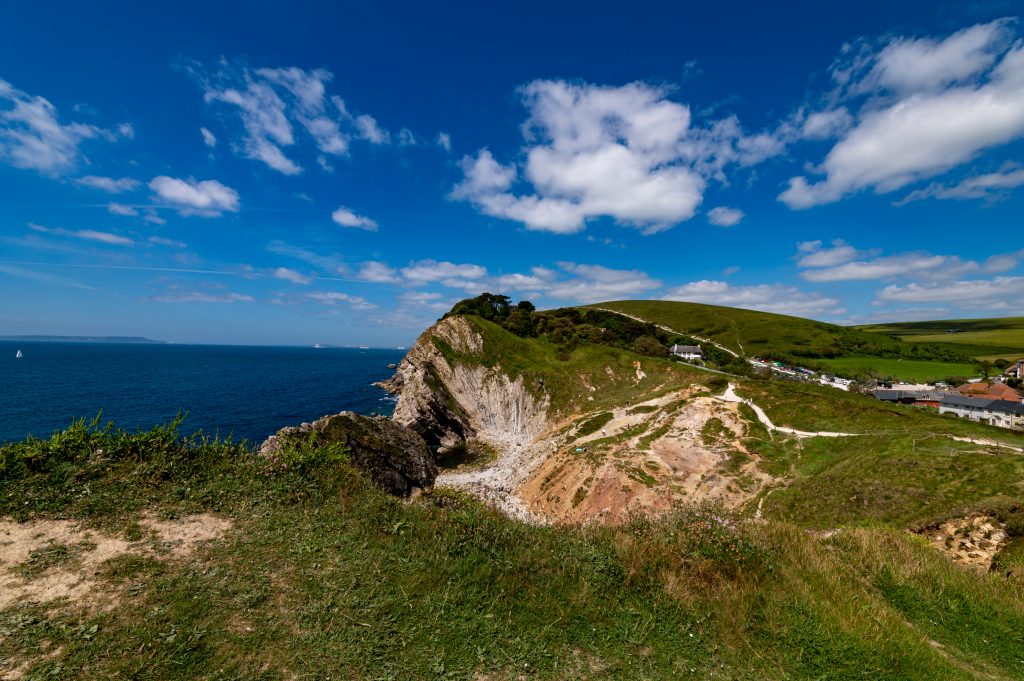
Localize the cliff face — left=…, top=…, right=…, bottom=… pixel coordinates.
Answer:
left=386, top=316, right=550, bottom=458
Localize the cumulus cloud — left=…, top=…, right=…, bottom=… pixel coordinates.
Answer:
left=797, top=240, right=1022, bottom=283
left=331, top=206, right=378, bottom=231
left=436, top=131, right=451, bottom=151
left=795, top=239, right=875, bottom=268
left=0, top=79, right=130, bottom=176
left=780, top=19, right=1024, bottom=209
left=73, top=175, right=141, bottom=193
left=707, top=206, right=744, bottom=227
left=354, top=257, right=659, bottom=305
left=452, top=81, right=714, bottom=234
left=200, top=127, right=217, bottom=147
left=197, top=63, right=399, bottom=174
left=877, top=276, right=1024, bottom=311
left=662, top=280, right=843, bottom=317
left=149, top=176, right=240, bottom=217
left=897, top=167, right=1024, bottom=204
left=355, top=261, right=399, bottom=283
left=28, top=222, right=133, bottom=246
left=272, top=267, right=312, bottom=285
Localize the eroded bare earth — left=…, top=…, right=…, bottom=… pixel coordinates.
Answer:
left=920, top=514, right=1008, bottom=570
left=0, top=512, right=232, bottom=612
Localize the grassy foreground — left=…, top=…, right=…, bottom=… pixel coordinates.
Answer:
left=2, top=417, right=1024, bottom=679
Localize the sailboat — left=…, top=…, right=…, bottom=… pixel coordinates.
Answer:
left=15, top=350, right=22, bottom=358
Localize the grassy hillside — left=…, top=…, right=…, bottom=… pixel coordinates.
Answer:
left=589, top=300, right=967, bottom=364
left=3, top=416, right=1024, bottom=679
left=860, top=316, right=1024, bottom=361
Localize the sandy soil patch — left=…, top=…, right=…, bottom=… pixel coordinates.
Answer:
left=920, top=514, right=1007, bottom=570
left=0, top=512, right=232, bottom=612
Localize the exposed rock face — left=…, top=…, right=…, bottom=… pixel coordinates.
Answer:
left=384, top=317, right=550, bottom=456
left=260, top=412, right=437, bottom=498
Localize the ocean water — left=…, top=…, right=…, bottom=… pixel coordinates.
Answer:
left=0, top=341, right=407, bottom=445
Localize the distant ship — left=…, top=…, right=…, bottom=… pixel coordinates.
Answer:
left=15, top=349, right=23, bottom=358
left=358, top=345, right=370, bottom=350
left=313, top=343, right=323, bottom=349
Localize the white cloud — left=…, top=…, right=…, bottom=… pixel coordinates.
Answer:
left=153, top=291, right=254, bottom=303
left=898, top=167, right=1024, bottom=203
left=28, top=222, right=133, bottom=246
left=355, top=114, right=389, bottom=144
left=149, top=176, right=240, bottom=217
left=73, top=175, right=141, bottom=193
left=545, top=263, right=661, bottom=303
left=662, top=280, right=843, bottom=317
left=436, top=131, right=451, bottom=151
left=780, top=20, right=1024, bottom=209
left=107, top=202, right=138, bottom=217
left=795, top=239, right=874, bottom=268
left=452, top=81, right=709, bottom=234
left=307, top=291, right=375, bottom=310
left=800, top=108, right=853, bottom=140
left=331, top=206, right=378, bottom=231
left=984, top=250, right=1024, bottom=273
left=355, top=261, right=399, bottom=283
left=800, top=252, right=971, bottom=282
left=400, top=260, right=488, bottom=285
left=866, top=19, right=1013, bottom=94
left=199, top=64, right=399, bottom=174
left=877, top=276, right=1024, bottom=311
left=200, top=127, right=217, bottom=147
left=0, top=79, right=128, bottom=176
left=272, top=267, right=312, bottom=285
left=707, top=206, right=744, bottom=227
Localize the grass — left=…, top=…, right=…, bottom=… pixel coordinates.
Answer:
left=815, top=357, right=977, bottom=382
left=1, top=412, right=1024, bottom=677
left=860, top=316, right=1024, bottom=358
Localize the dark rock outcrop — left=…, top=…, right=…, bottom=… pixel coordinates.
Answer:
left=259, top=412, right=437, bottom=497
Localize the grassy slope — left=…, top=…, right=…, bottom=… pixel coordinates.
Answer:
left=590, top=300, right=908, bottom=358
left=456, top=319, right=1024, bottom=531
left=3, top=419, right=1024, bottom=679
left=860, top=316, right=1024, bottom=360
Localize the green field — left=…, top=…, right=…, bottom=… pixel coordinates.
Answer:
left=815, top=357, right=977, bottom=382
left=860, top=317, right=1024, bottom=361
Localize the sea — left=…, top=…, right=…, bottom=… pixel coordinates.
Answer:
left=0, top=341, right=407, bottom=446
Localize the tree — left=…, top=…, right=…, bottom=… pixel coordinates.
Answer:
left=504, top=308, right=534, bottom=337
left=976, top=360, right=995, bottom=379
left=633, top=336, right=669, bottom=358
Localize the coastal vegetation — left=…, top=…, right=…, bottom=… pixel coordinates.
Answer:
left=3, top=414, right=1024, bottom=679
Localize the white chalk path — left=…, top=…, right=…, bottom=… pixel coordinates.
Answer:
left=717, top=383, right=856, bottom=438
left=589, top=307, right=741, bottom=358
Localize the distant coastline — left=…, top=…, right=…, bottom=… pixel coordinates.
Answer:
left=0, top=335, right=166, bottom=344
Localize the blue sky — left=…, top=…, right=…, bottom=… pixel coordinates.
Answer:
left=1, top=0, right=1023, bottom=345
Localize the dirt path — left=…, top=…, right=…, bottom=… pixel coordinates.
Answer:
left=589, top=307, right=741, bottom=358
left=717, top=384, right=857, bottom=438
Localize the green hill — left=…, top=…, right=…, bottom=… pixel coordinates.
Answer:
left=859, top=316, right=1024, bottom=361
left=588, top=300, right=970, bottom=364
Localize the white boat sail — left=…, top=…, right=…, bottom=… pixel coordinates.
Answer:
left=15, top=350, right=23, bottom=358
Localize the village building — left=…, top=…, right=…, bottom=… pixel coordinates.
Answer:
left=671, top=344, right=703, bottom=360
left=954, top=381, right=1022, bottom=402
left=939, top=394, right=1024, bottom=430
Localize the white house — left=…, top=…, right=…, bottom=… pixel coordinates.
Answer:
left=939, top=394, right=1024, bottom=430
left=671, top=344, right=703, bottom=360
